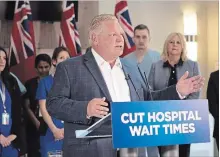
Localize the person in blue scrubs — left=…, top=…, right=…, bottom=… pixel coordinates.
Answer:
left=123, top=24, right=160, bottom=77
left=123, top=24, right=160, bottom=157
left=36, top=47, right=70, bottom=157
left=0, top=47, right=22, bottom=157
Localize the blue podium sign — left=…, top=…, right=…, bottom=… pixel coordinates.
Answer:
left=111, top=100, right=210, bottom=148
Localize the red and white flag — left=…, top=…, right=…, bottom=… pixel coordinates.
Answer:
left=59, top=0, right=81, bottom=57
left=9, top=0, right=36, bottom=82
left=115, top=0, right=136, bottom=57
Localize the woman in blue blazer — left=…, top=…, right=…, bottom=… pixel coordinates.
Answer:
left=148, top=32, right=200, bottom=157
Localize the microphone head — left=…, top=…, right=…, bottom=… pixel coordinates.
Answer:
left=125, top=74, right=130, bottom=80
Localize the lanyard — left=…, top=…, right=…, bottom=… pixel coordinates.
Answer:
left=0, top=83, right=6, bottom=113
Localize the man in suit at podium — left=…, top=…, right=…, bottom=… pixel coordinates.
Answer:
left=207, top=70, right=219, bottom=150
left=46, top=14, right=204, bottom=157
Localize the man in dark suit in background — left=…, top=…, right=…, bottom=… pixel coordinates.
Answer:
left=46, top=14, right=204, bottom=157
left=207, top=70, right=219, bottom=150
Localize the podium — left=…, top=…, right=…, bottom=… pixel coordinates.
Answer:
left=75, top=100, right=210, bottom=148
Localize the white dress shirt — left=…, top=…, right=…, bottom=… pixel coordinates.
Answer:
left=92, top=49, right=131, bottom=102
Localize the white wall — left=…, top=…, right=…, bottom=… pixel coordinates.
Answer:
left=128, top=1, right=184, bottom=52
left=207, top=2, right=219, bottom=74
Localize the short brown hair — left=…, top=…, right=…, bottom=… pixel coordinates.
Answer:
left=134, top=24, right=150, bottom=36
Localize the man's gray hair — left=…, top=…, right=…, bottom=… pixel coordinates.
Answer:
left=88, top=14, right=117, bottom=45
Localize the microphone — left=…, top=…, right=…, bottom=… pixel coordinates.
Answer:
left=126, top=74, right=141, bottom=100
left=144, top=71, right=154, bottom=101
left=125, top=75, right=130, bottom=80
left=137, top=66, right=154, bottom=100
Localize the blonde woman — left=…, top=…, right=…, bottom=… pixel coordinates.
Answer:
left=148, top=32, right=200, bottom=157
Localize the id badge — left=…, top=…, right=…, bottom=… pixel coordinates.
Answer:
left=2, top=113, right=9, bottom=125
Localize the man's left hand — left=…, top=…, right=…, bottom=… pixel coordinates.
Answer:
left=177, top=71, right=205, bottom=97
